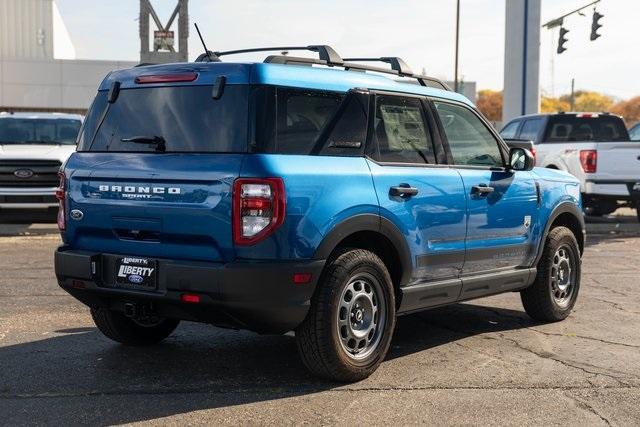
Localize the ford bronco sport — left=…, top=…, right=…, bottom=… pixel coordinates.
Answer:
left=54, top=45, right=585, bottom=382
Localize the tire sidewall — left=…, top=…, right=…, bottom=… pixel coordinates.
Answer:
left=325, top=251, right=396, bottom=370
left=543, top=230, right=581, bottom=316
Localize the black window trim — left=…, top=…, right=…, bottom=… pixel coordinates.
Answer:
left=308, top=88, right=369, bottom=157
left=428, top=97, right=510, bottom=170
left=364, top=89, right=447, bottom=168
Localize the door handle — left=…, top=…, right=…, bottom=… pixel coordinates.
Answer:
left=389, top=184, right=419, bottom=198
left=471, top=184, right=494, bottom=196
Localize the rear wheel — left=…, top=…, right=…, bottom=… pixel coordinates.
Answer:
left=296, top=248, right=396, bottom=382
left=91, top=307, right=180, bottom=346
left=521, top=226, right=581, bottom=322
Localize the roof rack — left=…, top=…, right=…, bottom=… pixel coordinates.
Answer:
left=342, top=57, right=414, bottom=76
left=194, top=44, right=451, bottom=91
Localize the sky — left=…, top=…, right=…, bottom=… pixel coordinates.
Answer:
left=54, top=0, right=639, bottom=100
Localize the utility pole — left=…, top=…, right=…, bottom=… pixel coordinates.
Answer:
left=454, top=0, right=460, bottom=93
left=570, top=78, right=576, bottom=111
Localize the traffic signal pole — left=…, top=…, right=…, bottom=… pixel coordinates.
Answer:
left=542, top=0, right=602, bottom=55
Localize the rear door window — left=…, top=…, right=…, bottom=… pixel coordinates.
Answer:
left=372, top=95, right=435, bottom=164
left=499, top=121, right=520, bottom=139
left=519, top=118, right=544, bottom=141
left=78, top=85, right=250, bottom=152
left=543, top=115, right=630, bottom=142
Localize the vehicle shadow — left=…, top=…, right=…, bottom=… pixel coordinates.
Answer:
left=0, top=302, right=535, bottom=424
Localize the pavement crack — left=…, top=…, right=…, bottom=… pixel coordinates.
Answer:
left=589, top=296, right=640, bottom=316
left=495, top=332, right=632, bottom=387
left=530, top=327, right=640, bottom=348
left=0, top=385, right=638, bottom=400
left=565, top=392, right=612, bottom=426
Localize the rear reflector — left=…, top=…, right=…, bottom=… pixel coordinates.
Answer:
left=135, top=73, right=198, bottom=84
left=71, top=280, right=86, bottom=289
left=180, top=293, right=201, bottom=304
left=293, top=273, right=312, bottom=284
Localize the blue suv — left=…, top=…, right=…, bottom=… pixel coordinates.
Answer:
left=54, top=46, right=585, bottom=382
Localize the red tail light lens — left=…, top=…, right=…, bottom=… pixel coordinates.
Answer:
left=530, top=147, right=537, bottom=163
left=56, top=172, right=66, bottom=231
left=579, top=150, right=597, bottom=173
left=233, top=178, right=286, bottom=245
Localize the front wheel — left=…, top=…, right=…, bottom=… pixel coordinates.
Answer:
left=296, top=248, right=396, bottom=382
left=521, top=226, right=581, bottom=322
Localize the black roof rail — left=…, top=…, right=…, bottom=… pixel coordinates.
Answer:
left=194, top=45, right=344, bottom=65
left=194, top=44, right=451, bottom=91
left=343, top=57, right=413, bottom=76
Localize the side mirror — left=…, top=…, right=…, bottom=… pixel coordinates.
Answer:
left=509, top=147, right=535, bottom=171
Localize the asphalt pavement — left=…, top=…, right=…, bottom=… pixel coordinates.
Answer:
left=0, top=218, right=639, bottom=425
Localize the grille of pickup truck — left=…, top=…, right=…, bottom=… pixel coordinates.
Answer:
left=0, top=160, right=62, bottom=188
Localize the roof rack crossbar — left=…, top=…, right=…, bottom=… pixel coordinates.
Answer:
left=342, top=57, right=413, bottom=76
left=212, top=45, right=343, bottom=65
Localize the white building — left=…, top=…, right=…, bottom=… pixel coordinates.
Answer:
left=0, top=0, right=136, bottom=113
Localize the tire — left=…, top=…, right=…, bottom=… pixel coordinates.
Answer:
left=296, top=248, right=396, bottom=382
left=91, top=307, right=180, bottom=346
left=521, top=226, right=581, bottom=322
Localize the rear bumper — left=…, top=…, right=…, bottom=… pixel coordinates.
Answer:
left=584, top=180, right=640, bottom=199
left=54, top=247, right=325, bottom=334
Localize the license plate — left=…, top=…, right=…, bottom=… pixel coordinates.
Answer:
left=115, top=257, right=157, bottom=289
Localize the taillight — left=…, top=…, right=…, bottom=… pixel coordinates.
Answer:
left=530, top=147, right=537, bottom=164
left=56, top=172, right=66, bottom=231
left=233, top=178, right=285, bottom=245
left=579, top=150, right=597, bottom=173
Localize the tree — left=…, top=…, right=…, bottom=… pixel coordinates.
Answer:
left=540, top=96, right=570, bottom=113
left=559, top=91, right=614, bottom=112
left=611, top=96, right=640, bottom=126
left=476, top=90, right=502, bottom=121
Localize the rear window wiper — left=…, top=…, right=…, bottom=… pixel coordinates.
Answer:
left=121, top=135, right=166, bottom=152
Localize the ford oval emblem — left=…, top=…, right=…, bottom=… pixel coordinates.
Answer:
left=128, top=274, right=144, bottom=284
left=14, top=168, right=34, bottom=179
left=70, top=209, right=84, bottom=220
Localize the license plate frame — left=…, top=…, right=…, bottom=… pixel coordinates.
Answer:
left=114, top=256, right=158, bottom=290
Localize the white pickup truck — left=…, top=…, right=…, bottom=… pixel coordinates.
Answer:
left=0, top=112, right=81, bottom=222
left=501, top=112, right=640, bottom=220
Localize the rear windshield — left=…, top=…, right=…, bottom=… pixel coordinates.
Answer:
left=78, top=85, right=249, bottom=152
left=543, top=115, right=629, bottom=142
left=0, top=118, right=81, bottom=145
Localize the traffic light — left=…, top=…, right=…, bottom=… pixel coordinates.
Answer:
left=591, top=11, right=604, bottom=41
left=557, top=27, right=569, bottom=54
